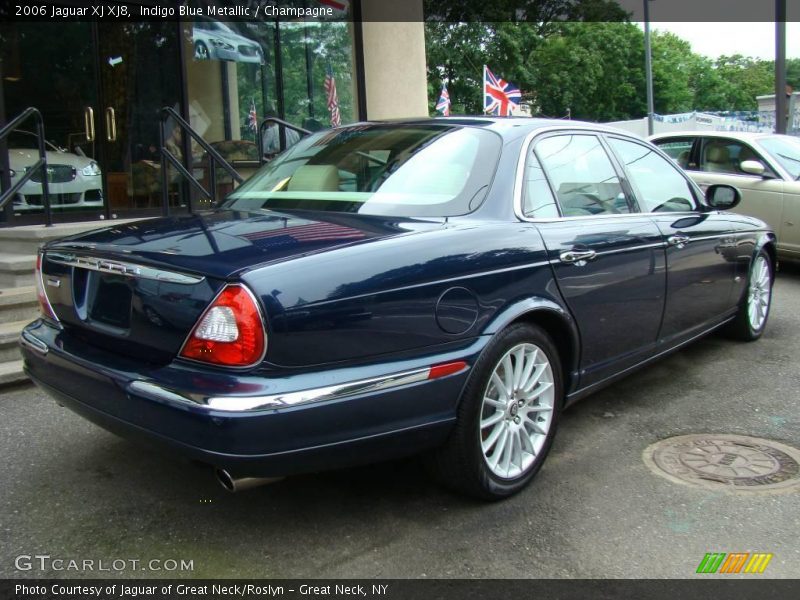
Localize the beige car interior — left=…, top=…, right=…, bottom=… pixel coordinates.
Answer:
left=287, top=165, right=341, bottom=192
left=703, top=143, right=735, bottom=173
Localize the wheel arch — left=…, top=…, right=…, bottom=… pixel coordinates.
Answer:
left=481, top=298, right=580, bottom=396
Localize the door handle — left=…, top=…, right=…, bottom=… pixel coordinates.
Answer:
left=84, top=107, right=95, bottom=142
left=667, top=233, right=691, bottom=248
left=105, top=107, right=117, bottom=142
left=559, top=249, right=597, bottom=265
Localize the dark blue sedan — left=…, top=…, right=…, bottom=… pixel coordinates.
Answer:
left=20, top=118, right=776, bottom=499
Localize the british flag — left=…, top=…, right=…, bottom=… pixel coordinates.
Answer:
left=435, top=84, right=451, bottom=116
left=483, top=65, right=521, bottom=117
left=248, top=99, right=258, bottom=132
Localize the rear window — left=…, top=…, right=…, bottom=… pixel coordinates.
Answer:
left=222, top=124, right=502, bottom=217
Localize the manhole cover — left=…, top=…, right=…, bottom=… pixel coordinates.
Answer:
left=643, top=434, right=800, bottom=494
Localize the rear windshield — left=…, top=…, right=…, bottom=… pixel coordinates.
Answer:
left=222, top=124, right=502, bottom=217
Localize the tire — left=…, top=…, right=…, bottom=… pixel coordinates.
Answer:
left=726, top=249, right=773, bottom=341
left=432, top=323, right=563, bottom=500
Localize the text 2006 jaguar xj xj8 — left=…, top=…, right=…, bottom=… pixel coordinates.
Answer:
left=20, top=118, right=775, bottom=499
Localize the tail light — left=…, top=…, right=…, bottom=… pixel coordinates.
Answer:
left=35, top=253, right=59, bottom=323
left=180, top=284, right=266, bottom=368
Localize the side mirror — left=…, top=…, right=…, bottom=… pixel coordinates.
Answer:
left=740, top=160, right=766, bottom=176
left=706, top=184, right=741, bottom=210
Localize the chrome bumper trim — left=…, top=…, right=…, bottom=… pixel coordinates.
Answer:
left=19, top=330, right=49, bottom=356
left=127, top=367, right=435, bottom=413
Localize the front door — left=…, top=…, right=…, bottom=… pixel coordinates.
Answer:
left=605, top=136, right=736, bottom=344
left=96, top=22, right=185, bottom=218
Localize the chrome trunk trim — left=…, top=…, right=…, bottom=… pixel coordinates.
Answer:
left=45, top=251, right=205, bottom=285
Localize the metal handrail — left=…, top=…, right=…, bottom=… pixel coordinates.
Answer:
left=0, top=107, right=52, bottom=226
left=257, top=118, right=311, bottom=166
left=158, top=106, right=244, bottom=216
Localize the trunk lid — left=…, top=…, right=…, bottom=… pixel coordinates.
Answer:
left=40, top=209, right=440, bottom=364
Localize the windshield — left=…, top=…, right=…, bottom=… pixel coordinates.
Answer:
left=8, top=130, right=59, bottom=152
left=222, top=124, right=502, bottom=217
left=758, top=136, right=800, bottom=179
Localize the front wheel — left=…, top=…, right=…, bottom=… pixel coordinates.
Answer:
left=726, top=249, right=773, bottom=341
left=432, top=323, right=563, bottom=500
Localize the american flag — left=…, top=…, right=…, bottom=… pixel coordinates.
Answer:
left=241, top=222, right=365, bottom=244
left=435, top=84, right=451, bottom=116
left=324, top=64, right=341, bottom=127
left=248, top=99, right=258, bottom=132
left=484, top=65, right=521, bottom=117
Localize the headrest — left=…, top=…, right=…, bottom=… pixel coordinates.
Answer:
left=707, top=145, right=729, bottom=163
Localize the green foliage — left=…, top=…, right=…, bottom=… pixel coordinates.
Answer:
left=426, top=20, right=788, bottom=120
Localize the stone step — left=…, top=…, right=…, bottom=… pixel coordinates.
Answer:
left=0, top=319, right=30, bottom=363
left=0, top=286, right=39, bottom=325
left=0, top=359, right=27, bottom=387
left=0, top=253, right=37, bottom=287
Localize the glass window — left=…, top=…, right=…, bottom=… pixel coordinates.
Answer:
left=700, top=138, right=767, bottom=176
left=223, top=124, right=502, bottom=217
left=535, top=135, right=629, bottom=217
left=758, top=136, right=800, bottom=180
left=522, top=152, right=559, bottom=219
left=608, top=138, right=697, bottom=213
left=653, top=137, right=695, bottom=169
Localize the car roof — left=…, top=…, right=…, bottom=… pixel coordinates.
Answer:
left=649, top=130, right=779, bottom=142
left=359, top=116, right=641, bottom=142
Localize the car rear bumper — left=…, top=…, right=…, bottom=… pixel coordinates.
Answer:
left=20, top=320, right=481, bottom=477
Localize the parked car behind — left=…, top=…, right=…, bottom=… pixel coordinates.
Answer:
left=21, top=119, right=775, bottom=500
left=650, top=131, right=800, bottom=262
left=7, top=130, right=103, bottom=212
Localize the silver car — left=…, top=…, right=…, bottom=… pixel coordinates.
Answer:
left=650, top=131, right=800, bottom=262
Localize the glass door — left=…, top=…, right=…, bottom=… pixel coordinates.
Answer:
left=96, top=22, right=184, bottom=217
left=1, top=22, right=104, bottom=224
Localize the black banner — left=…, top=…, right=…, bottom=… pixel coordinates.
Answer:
left=3, top=580, right=800, bottom=600
left=1, top=0, right=799, bottom=23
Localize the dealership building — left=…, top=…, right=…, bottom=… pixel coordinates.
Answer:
left=0, top=0, right=428, bottom=228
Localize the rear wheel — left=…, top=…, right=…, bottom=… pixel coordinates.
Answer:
left=726, top=249, right=773, bottom=341
left=432, top=323, right=563, bottom=500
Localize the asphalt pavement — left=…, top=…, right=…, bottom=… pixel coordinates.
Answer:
left=1, top=265, right=798, bottom=579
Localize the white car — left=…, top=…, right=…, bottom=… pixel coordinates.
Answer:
left=8, top=131, right=103, bottom=212
left=650, top=131, right=800, bottom=262
left=192, top=20, right=264, bottom=64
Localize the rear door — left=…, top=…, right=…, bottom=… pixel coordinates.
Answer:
left=524, top=132, right=666, bottom=389
left=606, top=136, right=737, bottom=344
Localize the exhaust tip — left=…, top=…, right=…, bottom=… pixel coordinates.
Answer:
left=215, top=468, right=237, bottom=493
left=215, top=468, right=284, bottom=493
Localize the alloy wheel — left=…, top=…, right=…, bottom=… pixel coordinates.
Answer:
left=747, top=255, right=771, bottom=331
left=479, top=342, right=555, bottom=479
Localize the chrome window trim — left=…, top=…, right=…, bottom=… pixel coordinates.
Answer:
left=513, top=126, right=708, bottom=223
left=45, top=251, right=205, bottom=285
